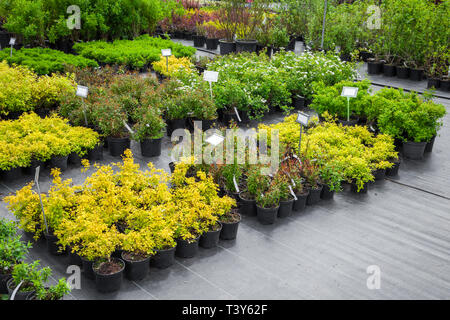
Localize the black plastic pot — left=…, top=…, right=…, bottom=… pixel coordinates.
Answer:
left=0, top=167, right=22, bottom=182
left=396, top=66, right=410, bottom=79
left=427, top=78, right=440, bottom=89
left=23, top=160, right=44, bottom=176
left=440, top=79, right=450, bottom=91
left=68, top=152, right=82, bottom=167
left=219, top=40, right=236, bottom=55
left=293, top=191, right=309, bottom=212
left=235, top=39, right=257, bottom=53
left=351, top=181, right=368, bottom=193
left=386, top=160, right=401, bottom=177
left=403, top=141, right=426, bottom=160
left=169, top=162, right=176, bottom=174
left=383, top=64, right=396, bottom=77
left=176, top=235, right=200, bottom=258
left=121, top=252, right=151, bottom=281
left=167, top=119, right=186, bottom=137
left=88, top=143, right=104, bottom=161
left=293, top=95, right=305, bottom=110
left=410, top=68, right=423, bottom=81
left=256, top=205, right=279, bottom=225
left=80, top=256, right=95, bottom=280
left=320, top=184, right=335, bottom=200
left=140, top=138, right=162, bottom=157
left=206, top=38, right=219, bottom=50
left=287, top=37, right=296, bottom=51
left=307, top=185, right=323, bottom=206
left=150, top=246, right=176, bottom=269
left=0, top=273, right=11, bottom=294
left=44, top=232, right=66, bottom=256
left=338, top=117, right=359, bottom=127
left=68, top=249, right=82, bottom=267
left=49, top=155, right=69, bottom=171
left=359, top=51, right=374, bottom=62
left=219, top=214, right=241, bottom=240
left=193, top=35, right=206, bottom=47
left=7, top=278, right=34, bottom=300
left=108, top=137, right=130, bottom=157
left=367, top=61, right=383, bottom=74
left=93, top=258, right=125, bottom=293
left=425, top=135, right=436, bottom=153
left=238, top=193, right=257, bottom=216
left=199, top=223, right=222, bottom=249
left=372, top=168, right=386, bottom=181
left=278, top=198, right=294, bottom=218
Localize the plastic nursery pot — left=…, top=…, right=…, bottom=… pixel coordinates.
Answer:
left=402, top=141, right=427, bottom=160
left=427, top=78, right=440, bottom=89
left=410, top=68, right=423, bottom=81
left=88, top=142, right=104, bottom=161
left=383, top=64, right=396, bottom=77
left=121, top=251, right=151, bottom=281
left=68, top=249, right=82, bottom=267
left=320, top=184, right=335, bottom=200
left=199, top=222, right=223, bottom=249
left=278, top=198, right=294, bottom=218
left=48, top=155, right=69, bottom=171
left=0, top=273, right=11, bottom=294
left=80, top=256, right=95, bottom=280
left=256, top=205, right=279, bottom=225
left=167, top=119, right=186, bottom=137
left=425, top=136, right=436, bottom=153
left=169, top=162, right=176, bottom=174
left=206, top=38, right=219, bottom=50
left=396, top=66, right=410, bottom=79
left=238, top=193, right=257, bottom=217
left=351, top=181, right=369, bottom=194
left=44, top=232, right=67, bottom=256
left=108, top=137, right=131, bottom=157
left=386, top=160, right=401, bottom=177
left=293, top=95, right=305, bottom=110
left=7, top=278, right=35, bottom=300
left=219, top=40, right=236, bottom=55
left=140, top=138, right=162, bottom=157
left=293, top=190, right=309, bottom=212
left=372, top=168, right=386, bottom=181
left=307, top=185, right=323, bottom=206
left=0, top=167, right=22, bottom=182
left=287, top=38, right=296, bottom=51
left=93, top=258, right=125, bottom=293
left=338, top=117, right=359, bottom=127
left=235, top=39, right=258, bottom=53
left=150, top=246, right=176, bottom=269
left=219, top=212, right=241, bottom=240
left=176, top=235, right=201, bottom=258
left=440, top=79, right=450, bottom=91
left=192, top=35, right=206, bottom=47
left=367, top=61, right=383, bottom=74
left=68, top=152, right=82, bottom=167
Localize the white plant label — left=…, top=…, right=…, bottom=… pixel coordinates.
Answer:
left=34, top=166, right=49, bottom=233
left=9, top=38, right=16, bottom=46
left=123, top=121, right=134, bottom=134
left=233, top=175, right=240, bottom=193
left=76, top=85, right=89, bottom=98
left=288, top=185, right=298, bottom=201
left=203, top=71, right=219, bottom=82
left=341, top=86, right=359, bottom=98
left=291, top=178, right=296, bottom=187
left=296, top=112, right=310, bottom=126
left=234, top=107, right=242, bottom=122
left=205, top=133, right=224, bottom=146
left=161, top=49, right=172, bottom=57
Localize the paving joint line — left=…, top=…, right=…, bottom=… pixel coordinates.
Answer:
left=385, top=178, right=450, bottom=201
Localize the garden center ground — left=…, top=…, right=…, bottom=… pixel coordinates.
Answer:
left=1, top=41, right=449, bottom=299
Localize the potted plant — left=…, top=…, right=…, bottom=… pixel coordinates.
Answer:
left=217, top=0, right=240, bottom=55
left=239, top=167, right=270, bottom=217
left=150, top=229, right=177, bottom=269
left=132, top=108, right=166, bottom=158
left=271, top=25, right=290, bottom=55
left=234, top=3, right=263, bottom=53
left=7, top=261, right=50, bottom=300
left=272, top=174, right=294, bottom=218
left=291, top=175, right=309, bottom=212
left=120, top=229, right=155, bottom=281
left=219, top=208, right=241, bottom=240
left=92, top=98, right=130, bottom=157
left=204, top=22, right=224, bottom=51
left=193, top=23, right=207, bottom=48
left=318, top=163, right=343, bottom=200
left=27, top=278, right=71, bottom=300
left=256, top=188, right=280, bottom=225
left=302, top=159, right=323, bottom=206
left=199, top=222, right=222, bottom=249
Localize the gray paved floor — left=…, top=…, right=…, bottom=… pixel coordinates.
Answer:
left=1, top=43, right=449, bottom=299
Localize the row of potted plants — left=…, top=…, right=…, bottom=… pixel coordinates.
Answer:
left=309, top=80, right=447, bottom=159
left=0, top=218, right=71, bottom=300
left=4, top=150, right=240, bottom=293
left=0, top=113, right=100, bottom=182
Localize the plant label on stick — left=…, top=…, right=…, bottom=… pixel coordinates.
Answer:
left=203, top=71, right=219, bottom=82
left=34, top=166, right=49, bottom=234
left=296, top=112, right=310, bottom=126
left=76, top=85, right=89, bottom=98
left=161, top=49, right=172, bottom=57
left=291, top=178, right=296, bottom=187
left=123, top=121, right=134, bottom=134
left=341, top=87, right=358, bottom=122
left=288, top=185, right=298, bottom=201
left=233, top=175, right=240, bottom=193
left=9, top=38, right=16, bottom=46
left=234, top=107, right=242, bottom=122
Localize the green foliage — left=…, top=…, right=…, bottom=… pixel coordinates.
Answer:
left=132, top=108, right=166, bottom=141
left=246, top=166, right=270, bottom=198
left=0, top=219, right=32, bottom=273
